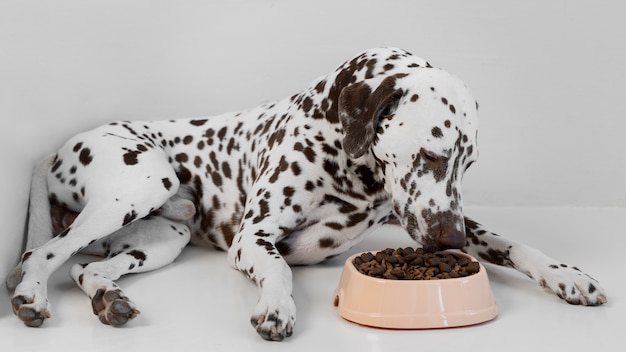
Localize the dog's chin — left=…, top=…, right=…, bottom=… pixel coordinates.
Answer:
left=416, top=237, right=442, bottom=253
left=404, top=230, right=438, bottom=253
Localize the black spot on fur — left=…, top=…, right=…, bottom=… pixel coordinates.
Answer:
left=127, top=250, right=146, bottom=266
left=79, top=148, right=93, bottom=166
left=319, top=238, right=336, bottom=248
left=253, top=199, right=270, bottom=224
left=51, top=159, right=62, bottom=173
left=346, top=212, right=369, bottom=227
left=175, top=153, right=189, bottom=163
left=325, top=222, right=343, bottom=230
left=123, top=210, right=138, bottom=226
left=431, top=127, right=443, bottom=138
left=322, top=194, right=357, bottom=213
left=123, top=150, right=140, bottom=165
left=478, top=248, right=514, bottom=267
left=256, top=239, right=276, bottom=254
left=190, top=119, right=207, bottom=126
left=162, top=178, right=172, bottom=190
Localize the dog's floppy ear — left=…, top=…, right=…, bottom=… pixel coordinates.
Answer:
left=339, top=76, right=403, bottom=158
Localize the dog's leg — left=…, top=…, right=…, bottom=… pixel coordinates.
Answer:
left=69, top=216, right=190, bottom=326
left=462, top=217, right=607, bottom=305
left=10, top=140, right=182, bottom=327
left=10, top=201, right=155, bottom=327
left=229, top=229, right=296, bottom=341
left=227, top=190, right=300, bottom=341
left=11, top=184, right=179, bottom=326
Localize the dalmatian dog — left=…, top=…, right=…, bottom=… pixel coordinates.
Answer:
left=6, top=47, right=606, bottom=340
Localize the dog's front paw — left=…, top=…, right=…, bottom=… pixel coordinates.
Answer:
left=537, top=264, right=607, bottom=306
left=250, top=295, right=296, bottom=341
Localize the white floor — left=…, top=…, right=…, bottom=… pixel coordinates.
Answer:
left=1, top=207, right=622, bottom=352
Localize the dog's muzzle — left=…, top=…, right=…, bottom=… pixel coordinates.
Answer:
left=434, top=227, right=466, bottom=250
left=405, top=210, right=466, bottom=252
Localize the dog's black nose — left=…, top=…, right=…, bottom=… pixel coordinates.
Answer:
left=435, top=228, right=466, bottom=249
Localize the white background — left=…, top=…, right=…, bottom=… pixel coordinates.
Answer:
left=0, top=1, right=624, bottom=351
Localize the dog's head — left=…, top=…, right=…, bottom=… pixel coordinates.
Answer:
left=338, top=61, right=478, bottom=251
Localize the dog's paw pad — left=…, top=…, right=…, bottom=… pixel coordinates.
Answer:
left=251, top=311, right=294, bottom=341
left=250, top=296, right=296, bottom=341
left=17, top=306, right=50, bottom=327
left=12, top=295, right=51, bottom=327
left=92, top=289, right=140, bottom=326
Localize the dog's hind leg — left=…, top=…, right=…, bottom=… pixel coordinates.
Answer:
left=11, top=163, right=180, bottom=326
left=462, top=217, right=607, bottom=306
left=10, top=197, right=165, bottom=327
left=69, top=216, right=191, bottom=326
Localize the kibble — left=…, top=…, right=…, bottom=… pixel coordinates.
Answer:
left=353, top=247, right=480, bottom=280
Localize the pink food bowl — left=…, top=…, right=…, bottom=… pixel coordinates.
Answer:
left=333, top=250, right=497, bottom=329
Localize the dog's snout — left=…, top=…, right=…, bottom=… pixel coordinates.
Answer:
left=435, top=228, right=466, bottom=249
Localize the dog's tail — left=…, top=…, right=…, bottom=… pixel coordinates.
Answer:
left=23, top=154, right=56, bottom=251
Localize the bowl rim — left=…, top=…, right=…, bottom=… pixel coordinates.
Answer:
left=348, top=249, right=482, bottom=284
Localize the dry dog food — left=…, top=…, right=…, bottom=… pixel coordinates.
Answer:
left=353, top=247, right=480, bottom=280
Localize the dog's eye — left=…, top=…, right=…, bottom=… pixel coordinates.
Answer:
left=421, top=150, right=440, bottom=163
